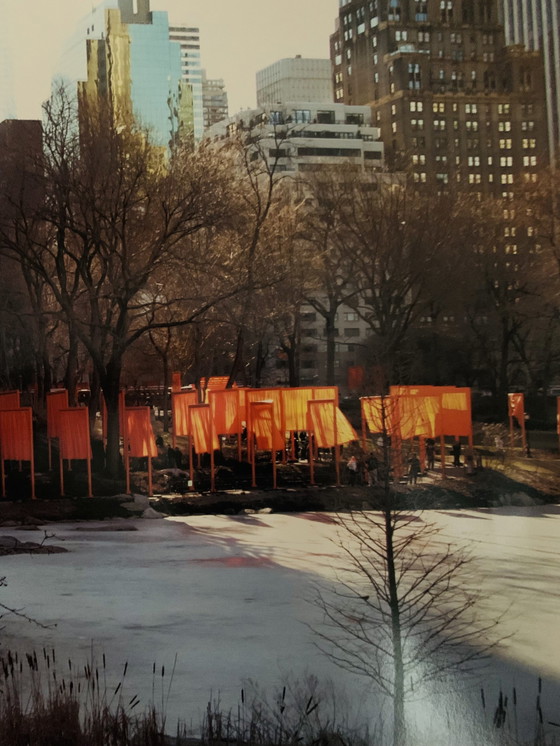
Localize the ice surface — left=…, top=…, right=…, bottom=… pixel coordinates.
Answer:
left=2, top=506, right=560, bottom=742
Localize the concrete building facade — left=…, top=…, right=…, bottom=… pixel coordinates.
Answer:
left=256, top=57, right=334, bottom=106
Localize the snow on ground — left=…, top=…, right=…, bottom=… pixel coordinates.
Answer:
left=1, top=506, right=560, bottom=742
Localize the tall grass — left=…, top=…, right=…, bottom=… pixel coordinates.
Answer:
left=0, top=648, right=558, bottom=745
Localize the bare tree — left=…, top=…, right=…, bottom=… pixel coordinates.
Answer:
left=314, top=400, right=502, bottom=746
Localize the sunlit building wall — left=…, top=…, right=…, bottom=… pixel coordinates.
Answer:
left=256, top=57, right=333, bottom=106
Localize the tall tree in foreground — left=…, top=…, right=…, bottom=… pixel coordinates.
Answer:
left=314, top=399, right=501, bottom=746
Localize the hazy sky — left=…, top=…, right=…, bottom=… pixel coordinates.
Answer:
left=5, top=0, right=339, bottom=120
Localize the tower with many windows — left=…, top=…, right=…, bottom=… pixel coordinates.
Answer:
left=330, top=0, right=548, bottom=193
left=500, top=0, right=560, bottom=166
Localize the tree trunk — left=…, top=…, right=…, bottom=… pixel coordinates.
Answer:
left=385, top=507, right=406, bottom=746
left=102, top=359, right=123, bottom=480
left=162, top=356, right=170, bottom=433
left=325, top=312, right=337, bottom=386
left=64, top=332, right=78, bottom=406
left=227, top=328, right=245, bottom=388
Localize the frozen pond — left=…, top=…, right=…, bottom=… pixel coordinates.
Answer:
left=2, top=505, right=560, bottom=742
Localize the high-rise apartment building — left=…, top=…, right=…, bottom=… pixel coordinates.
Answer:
left=202, top=71, right=229, bottom=130
left=256, top=57, right=334, bottom=106
left=57, top=0, right=191, bottom=147
left=500, top=0, right=560, bottom=166
left=168, top=25, right=204, bottom=142
left=330, top=0, right=548, bottom=193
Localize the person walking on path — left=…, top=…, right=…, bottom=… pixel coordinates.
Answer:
left=346, top=455, right=359, bottom=485
left=408, top=454, right=421, bottom=485
left=452, top=440, right=462, bottom=467
left=426, top=438, right=435, bottom=470
left=366, top=453, right=379, bottom=486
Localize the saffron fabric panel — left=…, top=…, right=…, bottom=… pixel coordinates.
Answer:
left=245, top=389, right=285, bottom=434
left=361, top=396, right=400, bottom=435
left=47, top=390, right=69, bottom=439
left=125, top=407, right=158, bottom=458
left=172, top=391, right=198, bottom=436
left=0, top=408, right=33, bottom=461
left=440, top=388, right=472, bottom=437
left=508, top=393, right=525, bottom=424
left=312, top=386, right=339, bottom=404
left=249, top=402, right=284, bottom=451
left=58, top=408, right=91, bottom=460
left=282, top=388, right=314, bottom=432
left=171, top=372, right=182, bottom=392
left=189, top=404, right=220, bottom=454
left=209, top=389, right=241, bottom=435
left=0, top=391, right=20, bottom=410
left=308, top=400, right=357, bottom=447
left=347, top=366, right=365, bottom=391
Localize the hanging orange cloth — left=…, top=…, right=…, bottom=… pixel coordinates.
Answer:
left=508, top=392, right=525, bottom=425
left=125, top=407, right=157, bottom=458
left=347, top=366, right=365, bottom=392
left=0, top=391, right=21, bottom=410
left=188, top=404, right=219, bottom=454
left=58, top=408, right=92, bottom=460
left=47, top=390, right=69, bottom=439
left=171, top=372, right=182, bottom=393
left=172, top=391, right=198, bottom=436
left=209, top=389, right=241, bottom=435
left=282, top=388, right=314, bottom=432
left=361, top=396, right=399, bottom=434
left=441, top=388, right=472, bottom=437
left=249, top=401, right=284, bottom=451
left=245, top=389, right=285, bottom=435
left=0, top=408, right=33, bottom=461
left=200, top=376, right=230, bottom=394
left=312, top=386, right=339, bottom=404
left=308, top=400, right=357, bottom=447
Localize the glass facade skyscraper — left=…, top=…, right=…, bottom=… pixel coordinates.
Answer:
left=57, top=0, right=191, bottom=147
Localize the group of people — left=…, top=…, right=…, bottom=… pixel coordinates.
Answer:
left=345, top=437, right=483, bottom=487
left=345, top=452, right=389, bottom=486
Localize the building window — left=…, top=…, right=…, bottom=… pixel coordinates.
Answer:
left=294, top=110, right=311, bottom=123
left=317, top=110, right=335, bottom=124
left=344, top=328, right=361, bottom=337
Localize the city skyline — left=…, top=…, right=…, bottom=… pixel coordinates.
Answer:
left=3, top=0, right=338, bottom=121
